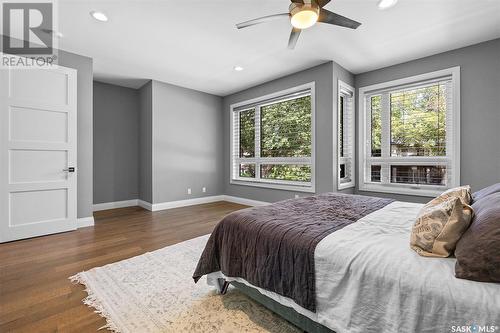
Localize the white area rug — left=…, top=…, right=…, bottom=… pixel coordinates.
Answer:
left=70, top=235, right=300, bottom=333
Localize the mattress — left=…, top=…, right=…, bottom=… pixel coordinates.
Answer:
left=207, top=201, right=500, bottom=333
left=195, top=192, right=394, bottom=312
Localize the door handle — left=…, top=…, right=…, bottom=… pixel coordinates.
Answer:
left=63, top=167, right=75, bottom=173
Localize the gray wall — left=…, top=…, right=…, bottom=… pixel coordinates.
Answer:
left=93, top=81, right=139, bottom=204
left=58, top=50, right=94, bottom=218
left=222, top=61, right=355, bottom=203
left=151, top=80, right=224, bottom=203
left=90, top=39, right=500, bottom=208
left=354, top=38, right=500, bottom=203
left=138, top=81, right=153, bottom=203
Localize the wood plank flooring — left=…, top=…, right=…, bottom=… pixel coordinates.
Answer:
left=0, top=201, right=247, bottom=332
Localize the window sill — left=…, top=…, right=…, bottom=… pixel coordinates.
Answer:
left=230, top=179, right=315, bottom=193
left=358, top=183, right=445, bottom=197
left=338, top=181, right=355, bottom=191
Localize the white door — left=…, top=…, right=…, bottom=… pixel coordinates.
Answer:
left=0, top=64, right=77, bottom=243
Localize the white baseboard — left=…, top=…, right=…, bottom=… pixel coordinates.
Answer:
left=222, top=195, right=269, bottom=207
left=150, top=195, right=225, bottom=211
left=138, top=199, right=153, bottom=211
left=138, top=195, right=269, bottom=212
left=93, top=199, right=139, bottom=211
left=85, top=196, right=267, bottom=228
left=77, top=216, right=95, bottom=228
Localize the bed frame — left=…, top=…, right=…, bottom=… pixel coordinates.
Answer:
left=219, top=279, right=335, bottom=333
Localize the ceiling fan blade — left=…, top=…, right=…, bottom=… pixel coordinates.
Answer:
left=315, top=0, right=331, bottom=7
left=318, top=9, right=361, bottom=29
left=288, top=27, right=301, bottom=49
left=236, top=13, right=290, bottom=29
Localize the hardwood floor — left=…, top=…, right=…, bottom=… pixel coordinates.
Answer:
left=0, top=201, right=247, bottom=332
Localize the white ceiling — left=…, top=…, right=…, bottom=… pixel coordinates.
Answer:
left=56, top=0, right=500, bottom=96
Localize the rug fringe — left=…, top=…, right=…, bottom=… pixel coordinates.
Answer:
left=69, top=273, right=122, bottom=333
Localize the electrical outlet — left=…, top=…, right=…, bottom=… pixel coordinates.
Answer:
left=187, top=188, right=192, bottom=195
left=294, top=194, right=299, bottom=199
left=202, top=187, right=206, bottom=193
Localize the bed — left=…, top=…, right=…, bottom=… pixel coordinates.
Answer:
left=193, top=193, right=500, bottom=333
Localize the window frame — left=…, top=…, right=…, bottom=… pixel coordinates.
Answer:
left=337, top=80, right=355, bottom=190
left=357, top=67, right=461, bottom=197
left=229, top=82, right=316, bottom=193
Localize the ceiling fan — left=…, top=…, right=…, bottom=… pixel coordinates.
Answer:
left=236, top=0, right=361, bottom=49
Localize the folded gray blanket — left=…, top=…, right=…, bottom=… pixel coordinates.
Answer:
left=193, top=192, right=394, bottom=312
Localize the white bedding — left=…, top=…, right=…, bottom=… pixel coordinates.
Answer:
left=207, top=201, right=500, bottom=333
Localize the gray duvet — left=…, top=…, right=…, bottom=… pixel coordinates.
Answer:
left=193, top=192, right=393, bottom=312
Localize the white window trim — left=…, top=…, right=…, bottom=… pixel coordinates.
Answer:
left=357, top=67, right=461, bottom=197
left=229, top=82, right=316, bottom=193
left=337, top=80, right=355, bottom=190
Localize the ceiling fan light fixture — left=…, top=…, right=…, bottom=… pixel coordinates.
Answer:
left=235, top=0, right=361, bottom=50
left=290, top=3, right=319, bottom=29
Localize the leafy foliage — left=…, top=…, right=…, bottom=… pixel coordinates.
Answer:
left=390, top=84, right=446, bottom=156
left=370, top=84, right=448, bottom=185
left=371, top=84, right=447, bottom=157
left=371, top=95, right=382, bottom=156
left=238, top=95, right=312, bottom=182
left=239, top=163, right=255, bottom=178
left=261, top=164, right=311, bottom=182
left=239, top=109, right=255, bottom=158
left=339, top=96, right=344, bottom=157
left=260, top=96, right=311, bottom=158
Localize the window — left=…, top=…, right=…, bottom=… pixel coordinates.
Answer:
left=358, top=67, right=460, bottom=196
left=337, top=81, right=355, bottom=190
left=230, top=83, right=315, bottom=192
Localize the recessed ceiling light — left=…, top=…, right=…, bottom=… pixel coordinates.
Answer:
left=378, top=0, right=398, bottom=10
left=90, top=11, right=108, bottom=22
left=233, top=66, right=244, bottom=71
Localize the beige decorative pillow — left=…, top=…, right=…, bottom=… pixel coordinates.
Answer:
left=410, top=186, right=474, bottom=257
left=429, top=185, right=472, bottom=206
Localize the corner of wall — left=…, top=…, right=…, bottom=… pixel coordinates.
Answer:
left=57, top=49, right=94, bottom=219
left=138, top=80, right=153, bottom=204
